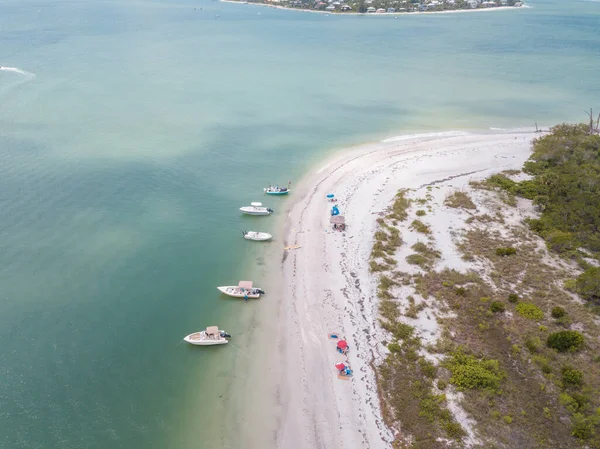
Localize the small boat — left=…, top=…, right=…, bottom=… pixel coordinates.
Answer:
left=243, top=231, right=272, bottom=241
left=184, top=326, right=231, bottom=346
left=264, top=185, right=290, bottom=195
left=217, top=280, right=265, bottom=299
left=240, top=202, right=273, bottom=216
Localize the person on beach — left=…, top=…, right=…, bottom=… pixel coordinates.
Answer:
left=244, top=292, right=249, bottom=302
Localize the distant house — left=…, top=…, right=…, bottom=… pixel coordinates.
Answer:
left=332, top=1, right=341, bottom=4
left=325, top=4, right=336, bottom=9
left=366, top=6, right=376, bottom=12
left=387, top=7, right=396, bottom=12
left=499, top=0, right=508, bottom=4
left=466, top=0, right=478, bottom=7
left=341, top=4, right=352, bottom=10
left=314, top=1, right=327, bottom=8
left=514, top=1, right=523, bottom=5
left=376, top=7, right=386, bottom=12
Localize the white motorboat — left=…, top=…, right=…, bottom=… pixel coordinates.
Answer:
left=264, top=185, right=290, bottom=195
left=242, top=231, right=272, bottom=241
left=240, top=202, right=273, bottom=216
left=217, top=280, right=265, bottom=299
left=184, top=326, right=231, bottom=346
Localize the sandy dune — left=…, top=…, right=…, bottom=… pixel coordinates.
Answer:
left=274, top=131, right=538, bottom=449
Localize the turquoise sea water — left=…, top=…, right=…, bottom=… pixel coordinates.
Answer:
left=1, top=0, right=599, bottom=447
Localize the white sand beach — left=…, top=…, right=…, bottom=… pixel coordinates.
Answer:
left=263, top=131, right=540, bottom=449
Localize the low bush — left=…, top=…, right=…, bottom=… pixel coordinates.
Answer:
left=561, top=367, right=584, bottom=387
left=551, top=306, right=566, bottom=319
left=410, top=219, right=431, bottom=235
left=416, top=209, right=426, bottom=217
left=445, top=191, right=477, bottom=210
left=455, top=287, right=468, bottom=296
left=507, top=293, right=519, bottom=303
left=406, top=254, right=430, bottom=268
left=546, top=330, right=585, bottom=353
left=490, top=301, right=505, bottom=313
left=576, top=267, right=600, bottom=302
left=515, top=302, right=544, bottom=320
left=525, top=336, right=542, bottom=353
left=496, top=247, right=517, bottom=256
left=445, top=349, right=505, bottom=392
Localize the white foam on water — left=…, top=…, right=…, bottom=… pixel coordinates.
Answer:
left=380, top=130, right=469, bottom=143
left=0, top=66, right=36, bottom=95
left=0, top=66, right=35, bottom=78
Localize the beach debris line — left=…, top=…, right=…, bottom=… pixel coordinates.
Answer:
left=284, top=245, right=301, bottom=250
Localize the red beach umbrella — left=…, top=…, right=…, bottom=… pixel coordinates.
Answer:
left=337, top=340, right=348, bottom=349
left=335, top=363, right=346, bottom=370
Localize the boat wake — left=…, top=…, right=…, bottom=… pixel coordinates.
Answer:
left=0, top=66, right=36, bottom=94
left=1, top=66, right=36, bottom=78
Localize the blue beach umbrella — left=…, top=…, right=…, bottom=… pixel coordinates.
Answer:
left=326, top=194, right=334, bottom=199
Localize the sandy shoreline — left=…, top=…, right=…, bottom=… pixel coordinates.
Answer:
left=220, top=0, right=529, bottom=16
left=231, top=130, right=541, bottom=449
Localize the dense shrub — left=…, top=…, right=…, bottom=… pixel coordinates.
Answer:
left=455, top=287, right=468, bottom=296
left=496, top=247, right=517, bottom=256
left=490, top=301, right=505, bottom=313
left=561, top=367, right=584, bottom=387
left=547, top=330, right=585, bottom=352
left=551, top=306, right=566, bottom=319
left=445, top=350, right=505, bottom=392
left=545, top=230, right=575, bottom=253
left=576, top=267, right=600, bottom=302
left=507, top=293, right=519, bottom=303
left=515, top=302, right=544, bottom=320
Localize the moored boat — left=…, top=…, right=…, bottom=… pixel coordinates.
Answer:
left=184, top=326, right=231, bottom=346
left=243, top=231, right=272, bottom=241
left=240, top=202, right=273, bottom=216
left=217, top=280, right=265, bottom=299
left=264, top=185, right=290, bottom=195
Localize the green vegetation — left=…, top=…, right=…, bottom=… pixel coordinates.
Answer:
left=551, top=306, right=566, bottom=319
left=416, top=209, right=426, bottom=216
left=410, top=219, right=431, bottom=235
left=481, top=125, right=600, bottom=306
left=490, top=301, right=505, bottom=313
left=576, top=267, right=600, bottom=302
left=561, top=367, right=584, bottom=387
left=496, top=247, right=517, bottom=256
left=507, top=293, right=519, bottom=303
left=445, top=349, right=505, bottom=392
left=445, top=190, right=477, bottom=210
left=515, top=302, right=544, bottom=320
left=547, top=331, right=585, bottom=352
